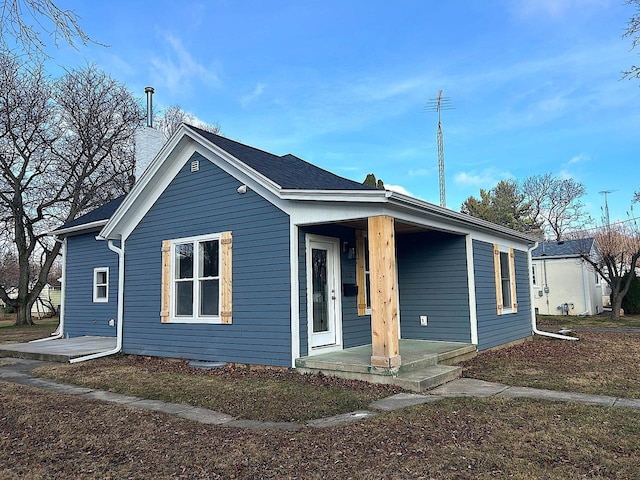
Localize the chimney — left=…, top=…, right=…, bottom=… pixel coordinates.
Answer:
left=145, top=86, right=154, bottom=127
left=135, top=86, right=165, bottom=182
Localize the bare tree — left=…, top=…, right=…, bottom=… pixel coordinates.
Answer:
left=156, top=105, right=220, bottom=140
left=0, top=53, right=142, bottom=325
left=624, top=0, right=640, bottom=79
left=522, top=174, right=592, bottom=240
left=574, top=215, right=640, bottom=320
left=0, top=0, right=100, bottom=59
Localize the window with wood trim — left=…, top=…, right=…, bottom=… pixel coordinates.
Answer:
left=355, top=230, right=371, bottom=316
left=160, top=232, right=232, bottom=324
left=493, top=244, right=517, bottom=315
left=93, top=267, right=109, bottom=303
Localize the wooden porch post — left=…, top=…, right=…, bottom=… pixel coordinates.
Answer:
left=368, top=215, right=401, bottom=368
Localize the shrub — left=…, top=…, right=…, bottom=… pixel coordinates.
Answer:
left=621, top=274, right=640, bottom=315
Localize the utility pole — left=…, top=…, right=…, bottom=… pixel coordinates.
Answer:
left=426, top=90, right=453, bottom=208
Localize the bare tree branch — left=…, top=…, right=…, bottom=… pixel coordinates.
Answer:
left=0, top=0, right=103, bottom=60
left=0, top=53, right=142, bottom=325
left=156, top=105, right=220, bottom=140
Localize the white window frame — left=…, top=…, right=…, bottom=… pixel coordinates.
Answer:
left=531, top=263, right=539, bottom=288
left=93, top=267, right=109, bottom=303
left=495, top=245, right=517, bottom=315
left=170, top=232, right=222, bottom=324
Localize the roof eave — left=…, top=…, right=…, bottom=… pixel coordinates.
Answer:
left=279, top=189, right=387, bottom=202
left=49, top=219, right=108, bottom=237
left=386, top=191, right=539, bottom=242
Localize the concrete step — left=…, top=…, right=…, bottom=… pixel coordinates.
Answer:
left=393, top=365, right=463, bottom=392
left=437, top=344, right=478, bottom=366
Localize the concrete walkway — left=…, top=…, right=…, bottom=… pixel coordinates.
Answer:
left=1, top=357, right=639, bottom=431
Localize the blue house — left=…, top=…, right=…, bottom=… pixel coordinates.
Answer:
left=52, top=124, right=537, bottom=386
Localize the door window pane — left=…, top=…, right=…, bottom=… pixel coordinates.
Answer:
left=312, top=248, right=328, bottom=333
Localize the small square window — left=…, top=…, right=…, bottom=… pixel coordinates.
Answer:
left=93, top=267, right=109, bottom=303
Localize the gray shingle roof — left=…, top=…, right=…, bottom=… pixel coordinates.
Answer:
left=55, top=196, right=125, bottom=232
left=54, top=126, right=376, bottom=234
left=188, top=125, right=375, bottom=191
left=531, top=238, right=595, bottom=258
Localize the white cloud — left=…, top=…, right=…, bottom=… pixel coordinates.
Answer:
left=567, top=153, right=589, bottom=165
left=241, top=83, right=266, bottom=108
left=385, top=184, right=414, bottom=197
left=150, top=34, right=220, bottom=94
left=454, top=169, right=513, bottom=187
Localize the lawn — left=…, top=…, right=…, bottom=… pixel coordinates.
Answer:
left=0, top=317, right=59, bottom=344
left=3, top=323, right=640, bottom=478
left=1, top=380, right=639, bottom=479
left=537, top=313, right=640, bottom=328
left=462, top=330, right=640, bottom=398
left=34, top=356, right=403, bottom=422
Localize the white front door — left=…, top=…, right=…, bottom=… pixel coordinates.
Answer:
left=306, top=235, right=342, bottom=351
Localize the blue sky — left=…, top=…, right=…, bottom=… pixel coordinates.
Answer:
left=43, top=0, right=640, bottom=223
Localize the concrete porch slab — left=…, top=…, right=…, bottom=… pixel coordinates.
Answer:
left=296, top=340, right=475, bottom=375
left=0, top=336, right=117, bottom=362
left=296, top=340, right=476, bottom=392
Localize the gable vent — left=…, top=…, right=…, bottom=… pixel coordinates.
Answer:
left=191, top=160, right=200, bottom=172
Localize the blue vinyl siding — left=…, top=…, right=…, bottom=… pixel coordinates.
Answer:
left=123, top=151, right=292, bottom=366
left=473, top=240, right=532, bottom=350
left=397, top=232, right=471, bottom=343
left=64, top=231, right=118, bottom=337
left=298, top=225, right=370, bottom=356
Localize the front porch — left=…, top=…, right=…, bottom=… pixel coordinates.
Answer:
left=0, top=336, right=116, bottom=363
left=296, top=339, right=477, bottom=392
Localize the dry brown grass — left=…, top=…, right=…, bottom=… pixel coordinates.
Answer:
left=1, top=380, right=639, bottom=479
left=463, top=332, right=640, bottom=397
left=538, top=313, right=640, bottom=328
left=35, top=356, right=402, bottom=422
left=0, top=317, right=59, bottom=344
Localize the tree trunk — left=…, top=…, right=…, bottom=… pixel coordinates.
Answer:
left=610, top=294, right=623, bottom=321
left=14, top=303, right=35, bottom=326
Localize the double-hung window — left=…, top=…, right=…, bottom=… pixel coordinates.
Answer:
left=161, top=232, right=233, bottom=324
left=93, top=267, right=109, bottom=303
left=494, top=244, right=517, bottom=315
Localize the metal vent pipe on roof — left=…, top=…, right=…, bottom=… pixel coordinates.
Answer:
left=145, top=86, right=154, bottom=128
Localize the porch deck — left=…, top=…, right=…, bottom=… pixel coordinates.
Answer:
left=0, top=336, right=116, bottom=363
left=296, top=339, right=477, bottom=392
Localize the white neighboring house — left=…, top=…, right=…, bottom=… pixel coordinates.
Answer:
left=531, top=238, right=604, bottom=316
left=1, top=283, right=61, bottom=317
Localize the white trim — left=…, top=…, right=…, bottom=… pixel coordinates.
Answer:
left=495, top=245, right=516, bottom=315
left=70, top=238, right=126, bottom=362
left=52, top=219, right=108, bottom=236
left=466, top=235, right=478, bottom=345
left=93, top=267, right=109, bottom=303
left=305, top=234, right=343, bottom=354
left=169, top=232, right=223, bottom=324
left=289, top=221, right=300, bottom=367
left=531, top=263, right=539, bottom=288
